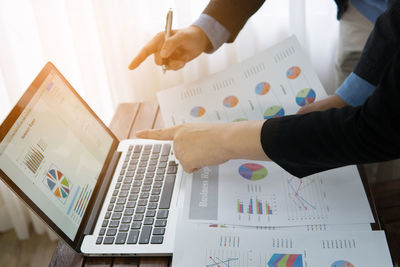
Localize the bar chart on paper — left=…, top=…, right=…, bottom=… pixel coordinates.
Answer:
left=237, top=197, right=275, bottom=215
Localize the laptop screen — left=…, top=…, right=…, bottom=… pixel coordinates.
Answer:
left=0, top=63, right=115, bottom=241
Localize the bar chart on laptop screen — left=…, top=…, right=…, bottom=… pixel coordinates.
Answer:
left=67, top=184, right=93, bottom=223
left=18, top=139, right=48, bottom=178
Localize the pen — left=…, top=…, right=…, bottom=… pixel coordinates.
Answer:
left=162, top=9, right=173, bottom=74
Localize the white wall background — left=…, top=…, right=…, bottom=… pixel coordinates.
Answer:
left=0, top=0, right=339, bottom=239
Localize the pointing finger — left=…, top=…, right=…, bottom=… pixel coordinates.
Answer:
left=135, top=126, right=178, bottom=140
left=129, top=32, right=164, bottom=70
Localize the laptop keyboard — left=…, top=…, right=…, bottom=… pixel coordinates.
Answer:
left=95, top=143, right=177, bottom=245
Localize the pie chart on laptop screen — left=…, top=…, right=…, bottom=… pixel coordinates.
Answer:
left=45, top=168, right=71, bottom=203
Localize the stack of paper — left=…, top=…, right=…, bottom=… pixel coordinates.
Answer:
left=157, top=36, right=393, bottom=267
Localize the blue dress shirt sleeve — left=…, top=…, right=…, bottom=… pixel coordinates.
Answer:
left=192, top=14, right=230, bottom=53
left=335, top=72, right=376, bottom=106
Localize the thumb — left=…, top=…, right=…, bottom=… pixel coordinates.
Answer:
left=160, top=31, right=186, bottom=58
left=135, top=126, right=178, bottom=140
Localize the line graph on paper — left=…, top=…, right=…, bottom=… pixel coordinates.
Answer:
left=205, top=248, right=256, bottom=267
left=285, top=176, right=329, bottom=221
left=207, top=256, right=239, bottom=267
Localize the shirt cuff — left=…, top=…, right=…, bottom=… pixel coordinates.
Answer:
left=335, top=72, right=376, bottom=106
left=192, top=14, right=230, bottom=53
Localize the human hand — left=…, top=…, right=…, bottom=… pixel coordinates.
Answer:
left=135, top=121, right=269, bottom=173
left=297, top=94, right=347, bottom=114
left=128, top=26, right=210, bottom=71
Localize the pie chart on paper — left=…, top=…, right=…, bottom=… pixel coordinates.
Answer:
left=331, top=260, right=355, bottom=267
left=238, top=163, right=268, bottom=181
left=190, top=106, right=206, bottom=117
left=223, top=96, right=239, bottom=108
left=286, top=66, right=301, bottom=79
left=232, top=118, right=248, bottom=122
left=264, top=105, right=285, bottom=119
left=255, top=82, right=271, bottom=95
left=296, top=88, right=316, bottom=106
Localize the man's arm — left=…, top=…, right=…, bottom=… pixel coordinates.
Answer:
left=192, top=14, right=230, bottom=53
left=262, top=47, right=400, bottom=178
left=299, top=1, right=399, bottom=113
left=353, top=0, right=400, bottom=86
left=335, top=72, right=375, bottom=106
left=332, top=0, right=400, bottom=108
left=201, top=0, right=265, bottom=43
left=129, top=0, right=265, bottom=70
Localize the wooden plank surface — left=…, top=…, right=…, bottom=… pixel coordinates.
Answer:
left=129, top=102, right=159, bottom=139
left=48, top=241, right=84, bottom=267
left=113, top=257, right=140, bottom=267
left=109, top=103, right=141, bottom=140
left=139, top=257, right=170, bottom=267
left=84, top=257, right=112, bottom=267
left=357, top=165, right=382, bottom=230
left=152, top=108, right=165, bottom=130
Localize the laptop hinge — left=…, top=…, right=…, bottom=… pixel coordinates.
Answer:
left=82, top=150, right=121, bottom=236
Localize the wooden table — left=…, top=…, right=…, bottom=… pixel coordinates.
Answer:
left=49, top=102, right=382, bottom=267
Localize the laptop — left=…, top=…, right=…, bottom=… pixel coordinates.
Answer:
left=0, top=62, right=184, bottom=255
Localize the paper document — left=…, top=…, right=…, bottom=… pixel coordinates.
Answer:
left=183, top=162, right=374, bottom=226
left=172, top=224, right=393, bottom=267
left=202, top=223, right=371, bottom=232
left=158, top=36, right=374, bottom=227
left=157, top=36, right=327, bottom=126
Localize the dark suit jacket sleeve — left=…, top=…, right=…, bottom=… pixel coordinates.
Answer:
left=261, top=46, right=400, bottom=178
left=203, top=0, right=265, bottom=42
left=353, top=0, right=400, bottom=85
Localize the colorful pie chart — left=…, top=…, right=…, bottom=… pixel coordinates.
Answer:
left=223, top=96, right=239, bottom=108
left=296, top=88, right=316, bottom=106
left=190, top=106, right=206, bottom=117
left=238, top=163, right=268, bottom=181
left=255, top=82, right=271, bottom=95
left=232, top=118, right=248, bottom=122
left=287, top=66, right=301, bottom=79
left=46, top=168, right=70, bottom=201
left=264, top=105, right=285, bottom=119
left=331, top=260, right=354, bottom=267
